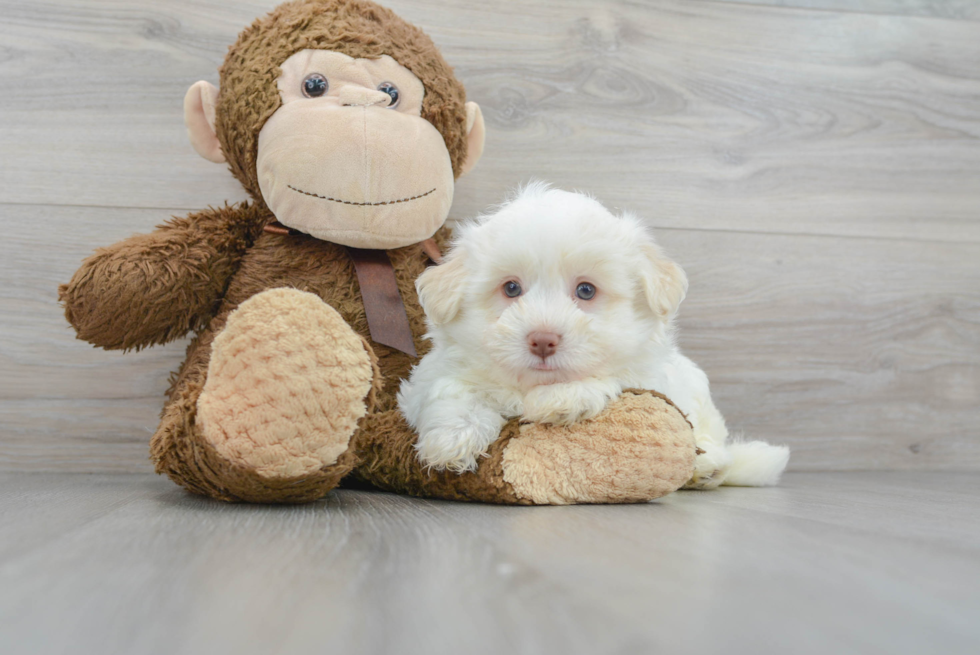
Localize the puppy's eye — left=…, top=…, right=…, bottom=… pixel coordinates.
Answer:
left=503, top=281, right=522, bottom=298
left=302, top=74, right=328, bottom=98
left=575, top=282, right=596, bottom=300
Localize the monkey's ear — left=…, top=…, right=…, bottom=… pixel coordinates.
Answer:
left=458, top=102, right=485, bottom=177
left=184, top=81, right=225, bottom=164
left=416, top=250, right=468, bottom=326
left=639, top=241, right=689, bottom=319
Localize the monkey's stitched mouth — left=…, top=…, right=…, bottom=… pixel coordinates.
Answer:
left=287, top=185, right=436, bottom=206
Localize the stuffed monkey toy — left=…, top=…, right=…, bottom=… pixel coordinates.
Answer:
left=59, top=0, right=696, bottom=504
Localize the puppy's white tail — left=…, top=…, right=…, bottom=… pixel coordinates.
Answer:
left=722, top=440, right=790, bottom=487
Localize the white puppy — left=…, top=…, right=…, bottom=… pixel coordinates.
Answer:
left=398, top=183, right=789, bottom=488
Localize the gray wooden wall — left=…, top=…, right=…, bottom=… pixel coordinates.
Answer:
left=2, top=0, right=978, bottom=473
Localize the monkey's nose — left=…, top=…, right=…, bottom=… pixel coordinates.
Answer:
left=527, top=331, right=561, bottom=359
left=339, top=85, right=392, bottom=107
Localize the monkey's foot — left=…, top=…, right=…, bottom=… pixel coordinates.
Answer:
left=196, top=288, right=377, bottom=496
left=352, top=390, right=696, bottom=505
left=500, top=390, right=697, bottom=504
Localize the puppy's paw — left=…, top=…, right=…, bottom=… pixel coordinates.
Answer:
left=414, top=409, right=504, bottom=474
left=522, top=380, right=620, bottom=425
left=683, top=443, right=733, bottom=490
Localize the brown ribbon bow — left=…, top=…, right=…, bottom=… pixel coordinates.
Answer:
left=346, top=247, right=418, bottom=357
left=264, top=222, right=440, bottom=357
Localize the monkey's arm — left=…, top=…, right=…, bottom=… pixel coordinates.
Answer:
left=59, top=202, right=267, bottom=350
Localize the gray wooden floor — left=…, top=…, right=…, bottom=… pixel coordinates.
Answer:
left=0, top=471, right=977, bottom=654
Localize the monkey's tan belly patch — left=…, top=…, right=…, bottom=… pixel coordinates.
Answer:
left=197, top=288, right=375, bottom=479
left=501, top=390, right=696, bottom=505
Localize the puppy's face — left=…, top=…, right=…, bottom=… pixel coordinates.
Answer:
left=417, top=185, right=688, bottom=389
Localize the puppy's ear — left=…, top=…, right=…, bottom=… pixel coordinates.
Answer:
left=416, top=249, right=468, bottom=326
left=639, top=241, right=689, bottom=318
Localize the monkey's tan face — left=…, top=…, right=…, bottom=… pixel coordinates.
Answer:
left=256, top=50, right=455, bottom=249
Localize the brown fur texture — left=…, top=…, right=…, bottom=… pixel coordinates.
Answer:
left=351, top=410, right=527, bottom=504
left=218, top=0, right=470, bottom=200
left=146, top=208, right=447, bottom=501
left=58, top=203, right=269, bottom=351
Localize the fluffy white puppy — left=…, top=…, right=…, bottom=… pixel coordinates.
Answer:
left=398, top=183, right=789, bottom=488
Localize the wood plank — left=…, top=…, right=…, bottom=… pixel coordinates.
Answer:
left=0, top=203, right=188, bottom=472
left=0, top=472, right=152, bottom=561
left=425, top=471, right=980, bottom=654
left=2, top=203, right=978, bottom=472
left=0, top=471, right=976, bottom=654
left=693, top=470, right=980, bottom=549
left=0, top=0, right=979, bottom=242
left=0, top=473, right=641, bottom=655
left=664, top=227, right=980, bottom=470
left=714, top=0, right=980, bottom=21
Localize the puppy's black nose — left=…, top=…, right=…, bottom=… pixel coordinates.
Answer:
left=527, top=331, right=561, bottom=359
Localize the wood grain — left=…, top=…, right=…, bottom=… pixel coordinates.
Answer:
left=1, top=0, right=978, bottom=472
left=0, top=473, right=642, bottom=655
left=0, top=471, right=977, bottom=654
left=1, top=1, right=978, bottom=241
left=427, top=471, right=980, bottom=653
left=717, top=0, right=980, bottom=21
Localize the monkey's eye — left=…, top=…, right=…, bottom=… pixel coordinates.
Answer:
left=575, top=282, right=596, bottom=300
left=302, top=74, right=328, bottom=98
left=503, top=281, right=522, bottom=298
left=377, top=82, right=400, bottom=108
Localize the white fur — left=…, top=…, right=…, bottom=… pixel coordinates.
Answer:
left=398, top=183, right=789, bottom=486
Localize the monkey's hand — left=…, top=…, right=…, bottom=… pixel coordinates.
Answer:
left=59, top=202, right=266, bottom=350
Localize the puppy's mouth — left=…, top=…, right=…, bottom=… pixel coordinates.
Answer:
left=527, top=358, right=580, bottom=382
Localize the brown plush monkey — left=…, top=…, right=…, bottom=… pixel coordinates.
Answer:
left=59, top=0, right=696, bottom=504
